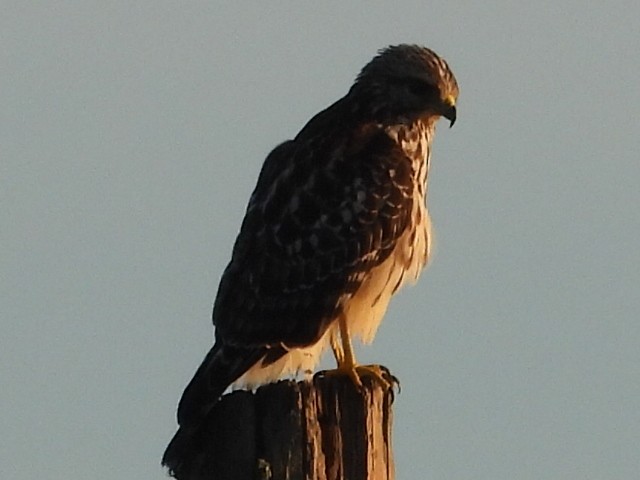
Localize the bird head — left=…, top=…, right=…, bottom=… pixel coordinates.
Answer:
left=350, top=45, right=459, bottom=127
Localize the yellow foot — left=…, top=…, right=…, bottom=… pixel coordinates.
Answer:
left=320, top=364, right=399, bottom=392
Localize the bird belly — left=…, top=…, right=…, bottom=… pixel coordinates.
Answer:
left=344, top=205, right=432, bottom=344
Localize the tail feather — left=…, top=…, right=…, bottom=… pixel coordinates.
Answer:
left=162, top=342, right=267, bottom=477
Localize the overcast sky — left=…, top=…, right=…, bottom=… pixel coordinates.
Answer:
left=3, top=2, right=640, bottom=479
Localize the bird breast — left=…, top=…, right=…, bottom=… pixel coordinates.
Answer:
left=342, top=120, right=434, bottom=344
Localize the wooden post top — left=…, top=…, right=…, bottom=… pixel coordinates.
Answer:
left=169, top=370, right=396, bottom=480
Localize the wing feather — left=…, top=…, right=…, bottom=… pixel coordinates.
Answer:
left=214, top=103, right=415, bottom=348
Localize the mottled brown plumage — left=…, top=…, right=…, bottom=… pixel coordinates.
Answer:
left=163, top=44, right=458, bottom=477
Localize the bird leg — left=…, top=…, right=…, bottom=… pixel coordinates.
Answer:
left=330, top=330, right=344, bottom=365
left=324, top=313, right=394, bottom=391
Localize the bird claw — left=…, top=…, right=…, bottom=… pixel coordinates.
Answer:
left=319, top=364, right=400, bottom=394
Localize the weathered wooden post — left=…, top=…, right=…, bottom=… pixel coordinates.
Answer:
left=173, top=371, right=396, bottom=480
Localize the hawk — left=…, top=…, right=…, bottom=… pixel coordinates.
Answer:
left=163, top=44, right=458, bottom=475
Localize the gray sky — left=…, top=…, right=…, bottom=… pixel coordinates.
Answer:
left=3, top=2, right=639, bottom=479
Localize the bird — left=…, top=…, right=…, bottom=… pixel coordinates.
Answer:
left=162, top=44, right=458, bottom=476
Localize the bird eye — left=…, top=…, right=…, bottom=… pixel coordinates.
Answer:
left=407, top=79, right=436, bottom=97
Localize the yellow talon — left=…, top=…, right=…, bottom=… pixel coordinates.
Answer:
left=321, top=363, right=398, bottom=392
left=323, top=314, right=398, bottom=391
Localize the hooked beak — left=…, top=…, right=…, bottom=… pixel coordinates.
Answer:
left=443, top=105, right=456, bottom=127
left=442, top=95, right=457, bottom=127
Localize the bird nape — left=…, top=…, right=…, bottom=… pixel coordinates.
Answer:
left=162, top=44, right=458, bottom=477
